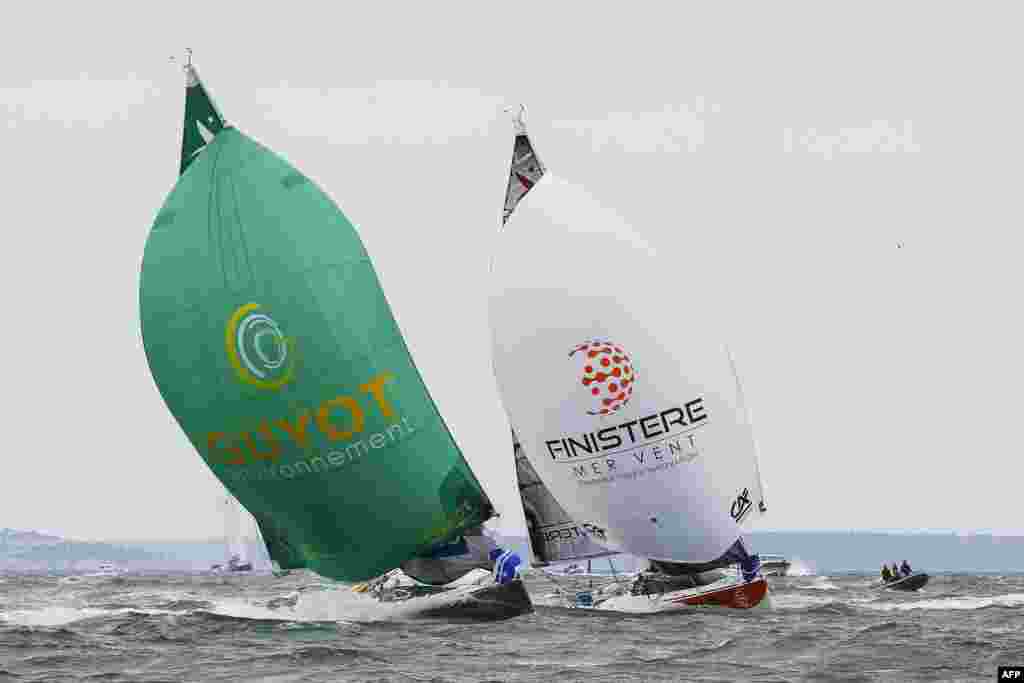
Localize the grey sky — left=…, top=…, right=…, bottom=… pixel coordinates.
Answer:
left=3, top=2, right=1021, bottom=540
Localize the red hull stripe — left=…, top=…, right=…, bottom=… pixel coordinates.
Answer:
left=670, top=577, right=769, bottom=609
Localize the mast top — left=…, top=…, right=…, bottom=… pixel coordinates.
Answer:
left=504, top=104, right=528, bottom=134
left=170, top=48, right=198, bottom=86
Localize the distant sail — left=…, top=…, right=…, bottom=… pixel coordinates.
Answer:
left=141, top=62, right=494, bottom=582
left=491, top=119, right=758, bottom=564
left=514, top=430, right=616, bottom=566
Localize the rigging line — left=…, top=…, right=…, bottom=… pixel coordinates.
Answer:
left=198, top=125, right=230, bottom=292
left=227, top=170, right=255, bottom=288
left=536, top=568, right=579, bottom=608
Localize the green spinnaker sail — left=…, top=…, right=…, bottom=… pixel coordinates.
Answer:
left=252, top=511, right=306, bottom=572
left=140, top=64, right=493, bottom=582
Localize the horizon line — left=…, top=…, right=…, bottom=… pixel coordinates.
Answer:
left=10, top=526, right=1023, bottom=544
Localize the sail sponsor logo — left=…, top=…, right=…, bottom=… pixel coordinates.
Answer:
left=570, top=340, right=636, bottom=415
left=542, top=338, right=709, bottom=482
left=541, top=522, right=607, bottom=544
left=545, top=400, right=707, bottom=462
left=731, top=487, right=752, bottom=522
left=547, top=400, right=707, bottom=482
left=207, top=372, right=406, bottom=473
left=225, top=303, right=296, bottom=390
left=575, top=449, right=700, bottom=485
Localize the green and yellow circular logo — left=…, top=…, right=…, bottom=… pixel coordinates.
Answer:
left=225, top=303, right=296, bottom=390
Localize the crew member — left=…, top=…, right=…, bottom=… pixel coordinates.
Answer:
left=490, top=547, right=522, bottom=584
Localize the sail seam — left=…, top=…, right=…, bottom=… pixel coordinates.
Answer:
left=203, top=139, right=230, bottom=292
left=227, top=171, right=256, bottom=288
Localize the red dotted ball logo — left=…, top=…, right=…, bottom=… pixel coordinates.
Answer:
left=570, top=340, right=637, bottom=416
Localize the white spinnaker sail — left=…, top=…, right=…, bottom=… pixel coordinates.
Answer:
left=490, top=173, right=757, bottom=564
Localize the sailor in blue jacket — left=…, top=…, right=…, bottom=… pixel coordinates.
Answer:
left=490, top=547, right=523, bottom=584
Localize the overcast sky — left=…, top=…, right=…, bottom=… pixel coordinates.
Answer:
left=3, top=2, right=1022, bottom=541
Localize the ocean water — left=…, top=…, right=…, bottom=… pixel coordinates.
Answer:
left=1, top=571, right=1021, bottom=682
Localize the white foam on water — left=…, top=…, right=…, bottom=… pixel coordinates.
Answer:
left=2, top=569, right=511, bottom=627
left=766, top=592, right=837, bottom=610
left=785, top=558, right=816, bottom=576
left=241, top=585, right=400, bottom=622
left=0, top=589, right=401, bottom=626
left=0, top=605, right=183, bottom=627
left=231, top=571, right=501, bottom=623
left=199, top=595, right=309, bottom=622
left=867, top=592, right=1024, bottom=611
left=1, top=606, right=108, bottom=626
left=797, top=576, right=839, bottom=591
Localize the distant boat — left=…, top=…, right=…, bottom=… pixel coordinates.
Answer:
left=139, top=54, right=530, bottom=620
left=67, top=562, right=124, bottom=582
left=227, top=555, right=253, bottom=572
left=95, top=562, right=122, bottom=576
left=211, top=494, right=254, bottom=574
left=490, top=107, right=769, bottom=613
left=880, top=572, right=929, bottom=591
left=759, top=554, right=792, bottom=577
left=211, top=554, right=253, bottom=574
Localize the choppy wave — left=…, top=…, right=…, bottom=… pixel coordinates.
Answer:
left=1, top=572, right=1022, bottom=682
left=784, top=557, right=817, bottom=576
left=797, top=576, right=839, bottom=590
left=867, top=592, right=1024, bottom=611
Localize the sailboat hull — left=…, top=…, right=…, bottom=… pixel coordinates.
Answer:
left=386, top=578, right=534, bottom=621
left=759, top=557, right=791, bottom=577
left=596, top=576, right=769, bottom=613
